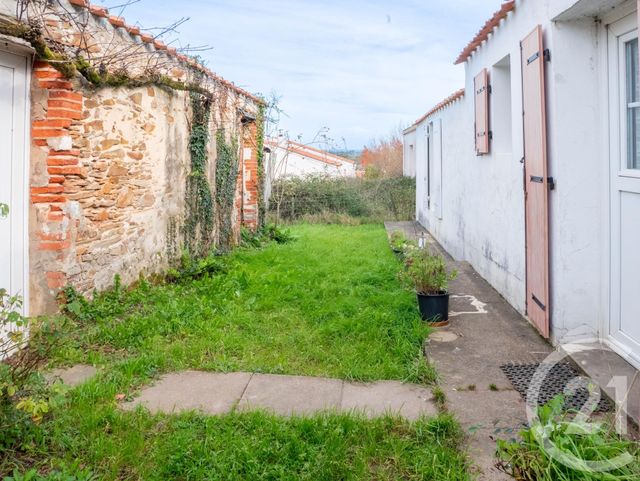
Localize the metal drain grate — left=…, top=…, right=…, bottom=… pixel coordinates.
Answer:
left=500, top=362, right=612, bottom=412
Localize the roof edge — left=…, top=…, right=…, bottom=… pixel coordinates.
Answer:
left=409, top=89, right=465, bottom=128
left=454, top=1, right=516, bottom=65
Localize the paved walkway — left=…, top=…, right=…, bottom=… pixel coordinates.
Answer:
left=120, top=371, right=438, bottom=420
left=385, top=221, right=554, bottom=481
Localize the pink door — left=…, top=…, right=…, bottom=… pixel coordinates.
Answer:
left=521, top=26, right=550, bottom=338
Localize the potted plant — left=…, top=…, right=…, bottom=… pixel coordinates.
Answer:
left=404, top=249, right=457, bottom=326
left=389, top=231, right=407, bottom=255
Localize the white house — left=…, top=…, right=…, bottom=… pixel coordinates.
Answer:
left=265, top=138, right=357, bottom=180
left=402, top=128, right=417, bottom=178
left=406, top=0, right=640, bottom=370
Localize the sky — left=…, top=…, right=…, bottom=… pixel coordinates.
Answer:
left=108, top=0, right=500, bottom=150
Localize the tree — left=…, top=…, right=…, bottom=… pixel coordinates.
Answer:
left=360, top=127, right=404, bottom=178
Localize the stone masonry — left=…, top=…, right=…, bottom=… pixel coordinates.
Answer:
left=2, top=0, right=265, bottom=314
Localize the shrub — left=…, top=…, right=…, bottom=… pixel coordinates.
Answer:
left=1, top=290, right=67, bottom=450
left=403, top=250, right=457, bottom=295
left=241, top=224, right=296, bottom=248
left=269, top=176, right=415, bottom=224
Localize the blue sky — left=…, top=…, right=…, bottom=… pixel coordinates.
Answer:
left=109, top=0, right=499, bottom=149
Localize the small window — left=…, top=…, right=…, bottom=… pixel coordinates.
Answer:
left=625, top=38, right=640, bottom=169
left=491, top=55, right=512, bottom=154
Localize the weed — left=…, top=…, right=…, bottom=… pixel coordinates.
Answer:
left=489, top=383, right=499, bottom=391
left=433, top=386, right=447, bottom=411
left=497, top=395, right=640, bottom=480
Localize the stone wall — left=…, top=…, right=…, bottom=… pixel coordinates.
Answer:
left=8, top=0, right=265, bottom=314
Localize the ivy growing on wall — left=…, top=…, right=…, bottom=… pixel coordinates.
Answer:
left=215, top=129, right=239, bottom=248
left=255, top=104, right=267, bottom=228
left=184, top=92, right=215, bottom=257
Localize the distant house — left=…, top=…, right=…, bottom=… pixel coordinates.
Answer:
left=405, top=0, right=640, bottom=370
left=265, top=138, right=357, bottom=180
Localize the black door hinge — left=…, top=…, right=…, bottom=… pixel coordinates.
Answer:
left=532, top=293, right=546, bottom=311
left=543, top=48, right=551, bottom=62
left=530, top=175, right=556, bottom=190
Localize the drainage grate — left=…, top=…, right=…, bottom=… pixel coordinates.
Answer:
left=500, top=362, right=612, bottom=412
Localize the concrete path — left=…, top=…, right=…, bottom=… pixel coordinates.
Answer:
left=123, top=371, right=438, bottom=420
left=386, top=221, right=553, bottom=481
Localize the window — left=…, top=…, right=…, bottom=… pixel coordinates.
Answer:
left=625, top=38, right=640, bottom=169
left=491, top=55, right=512, bottom=154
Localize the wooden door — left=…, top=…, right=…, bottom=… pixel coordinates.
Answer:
left=0, top=50, right=29, bottom=304
left=521, top=26, right=550, bottom=338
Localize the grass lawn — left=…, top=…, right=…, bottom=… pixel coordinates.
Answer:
left=1, top=224, right=471, bottom=480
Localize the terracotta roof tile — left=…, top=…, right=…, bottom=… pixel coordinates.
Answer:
left=409, top=89, right=465, bottom=129
left=454, top=1, right=515, bottom=65
left=267, top=140, right=354, bottom=167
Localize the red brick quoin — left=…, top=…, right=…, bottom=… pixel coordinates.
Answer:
left=30, top=60, right=84, bottom=292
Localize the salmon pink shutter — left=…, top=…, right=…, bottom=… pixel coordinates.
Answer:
left=474, top=68, right=490, bottom=155
left=521, top=25, right=550, bottom=338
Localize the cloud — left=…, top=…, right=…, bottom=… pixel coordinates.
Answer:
left=114, top=0, right=501, bottom=148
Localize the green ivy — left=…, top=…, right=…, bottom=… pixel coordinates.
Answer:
left=215, top=129, right=239, bottom=248
left=184, top=92, right=215, bottom=258
left=255, top=104, right=266, bottom=228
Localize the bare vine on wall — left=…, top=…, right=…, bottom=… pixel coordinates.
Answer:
left=12, top=0, right=211, bottom=80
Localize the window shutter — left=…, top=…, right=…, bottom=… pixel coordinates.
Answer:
left=474, top=68, right=490, bottom=155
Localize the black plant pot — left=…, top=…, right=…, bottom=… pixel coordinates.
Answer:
left=417, top=292, right=450, bottom=327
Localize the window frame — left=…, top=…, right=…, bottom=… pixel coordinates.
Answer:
left=618, top=28, right=640, bottom=177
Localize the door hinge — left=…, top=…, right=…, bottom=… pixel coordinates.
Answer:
left=527, top=51, right=540, bottom=64
left=532, top=294, right=546, bottom=311
left=527, top=49, right=551, bottom=65
left=489, top=131, right=493, bottom=140
left=530, top=175, right=556, bottom=190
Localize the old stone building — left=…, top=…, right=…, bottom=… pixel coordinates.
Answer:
left=0, top=0, right=264, bottom=315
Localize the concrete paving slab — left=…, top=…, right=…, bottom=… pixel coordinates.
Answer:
left=47, top=364, right=98, bottom=387
left=341, top=380, right=437, bottom=420
left=466, top=429, right=514, bottom=481
left=445, top=389, right=527, bottom=429
left=429, top=330, right=459, bottom=343
left=565, top=342, right=640, bottom=426
left=123, top=371, right=252, bottom=415
left=237, top=373, right=343, bottom=415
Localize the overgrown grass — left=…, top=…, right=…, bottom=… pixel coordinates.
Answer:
left=2, top=225, right=466, bottom=479
left=54, top=224, right=431, bottom=383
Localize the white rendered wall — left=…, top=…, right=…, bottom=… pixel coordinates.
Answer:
left=414, top=0, right=617, bottom=344
left=403, top=129, right=417, bottom=178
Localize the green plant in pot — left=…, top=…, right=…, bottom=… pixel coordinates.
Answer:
left=389, top=231, right=406, bottom=254
left=404, top=249, right=457, bottom=326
